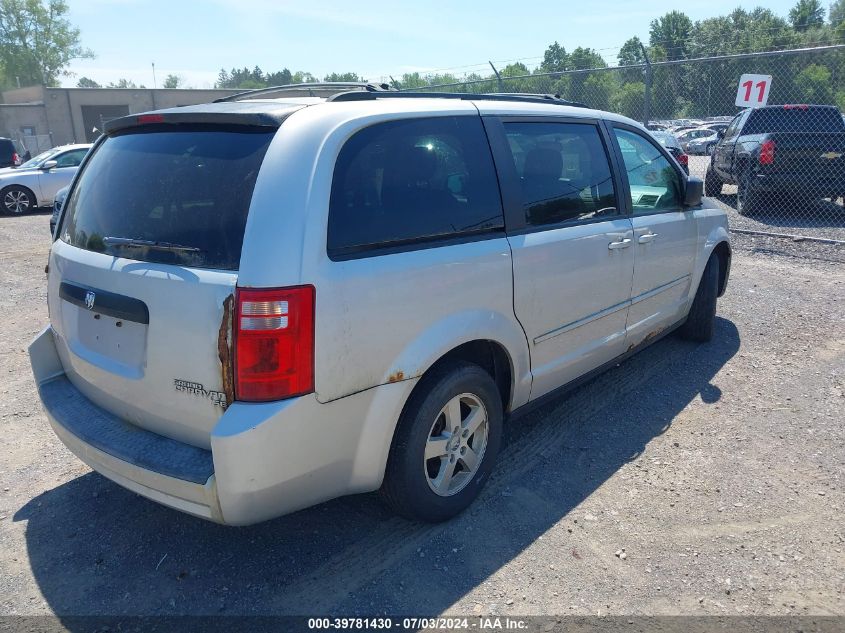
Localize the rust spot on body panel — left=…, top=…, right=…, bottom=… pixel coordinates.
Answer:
left=643, top=326, right=666, bottom=344
left=217, top=294, right=235, bottom=407
left=387, top=370, right=405, bottom=383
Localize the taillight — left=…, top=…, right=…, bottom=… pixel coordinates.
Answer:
left=234, top=286, right=315, bottom=402
left=12, top=152, right=19, bottom=165
left=759, top=139, right=775, bottom=165
left=677, top=153, right=689, bottom=166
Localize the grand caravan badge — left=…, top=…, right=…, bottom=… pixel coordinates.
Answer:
left=174, top=379, right=228, bottom=409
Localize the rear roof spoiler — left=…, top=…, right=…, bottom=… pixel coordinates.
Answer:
left=104, top=102, right=305, bottom=134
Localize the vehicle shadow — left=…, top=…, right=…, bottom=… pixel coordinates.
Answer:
left=14, top=318, right=740, bottom=619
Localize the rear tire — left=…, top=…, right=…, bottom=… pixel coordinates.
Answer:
left=381, top=361, right=503, bottom=522
left=679, top=255, right=719, bottom=343
left=704, top=166, right=723, bottom=197
left=1, top=185, right=35, bottom=215
left=736, top=171, right=760, bottom=216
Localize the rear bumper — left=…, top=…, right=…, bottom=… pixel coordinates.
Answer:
left=752, top=172, right=845, bottom=194
left=29, top=326, right=417, bottom=525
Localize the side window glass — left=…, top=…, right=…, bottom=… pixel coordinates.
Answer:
left=723, top=115, right=740, bottom=139
left=613, top=128, right=683, bottom=215
left=328, top=116, right=504, bottom=256
left=727, top=111, right=748, bottom=140
left=55, top=150, right=86, bottom=168
left=502, top=122, right=618, bottom=227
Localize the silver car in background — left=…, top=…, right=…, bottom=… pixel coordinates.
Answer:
left=0, top=144, right=91, bottom=215
left=686, top=131, right=720, bottom=156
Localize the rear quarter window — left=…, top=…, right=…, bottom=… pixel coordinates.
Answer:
left=327, top=116, right=504, bottom=258
left=60, top=125, right=274, bottom=271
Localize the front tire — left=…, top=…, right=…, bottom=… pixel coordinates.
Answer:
left=679, top=255, right=719, bottom=342
left=381, top=362, right=503, bottom=522
left=1, top=185, right=35, bottom=215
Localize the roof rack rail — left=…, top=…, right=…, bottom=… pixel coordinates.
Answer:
left=327, top=90, right=588, bottom=108
left=214, top=82, right=392, bottom=103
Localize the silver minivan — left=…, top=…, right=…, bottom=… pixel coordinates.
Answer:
left=30, top=87, right=731, bottom=525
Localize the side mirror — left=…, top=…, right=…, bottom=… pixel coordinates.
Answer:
left=716, top=129, right=725, bottom=139
left=41, top=160, right=58, bottom=170
left=685, top=177, right=704, bottom=206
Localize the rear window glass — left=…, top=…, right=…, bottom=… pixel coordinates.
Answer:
left=743, top=107, right=845, bottom=134
left=60, top=126, right=274, bottom=271
left=327, top=116, right=503, bottom=257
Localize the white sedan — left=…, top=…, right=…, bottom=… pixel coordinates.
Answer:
left=0, top=144, right=91, bottom=215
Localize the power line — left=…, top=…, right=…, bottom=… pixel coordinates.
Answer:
left=377, top=14, right=840, bottom=80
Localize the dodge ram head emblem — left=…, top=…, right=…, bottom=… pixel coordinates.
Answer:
left=84, top=291, right=96, bottom=310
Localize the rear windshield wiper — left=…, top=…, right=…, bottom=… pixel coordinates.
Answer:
left=103, top=237, right=203, bottom=253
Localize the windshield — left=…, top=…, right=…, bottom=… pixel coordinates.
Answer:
left=652, top=132, right=678, bottom=148
left=60, top=125, right=275, bottom=271
left=18, top=149, right=58, bottom=169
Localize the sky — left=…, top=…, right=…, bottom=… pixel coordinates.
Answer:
left=63, top=0, right=803, bottom=88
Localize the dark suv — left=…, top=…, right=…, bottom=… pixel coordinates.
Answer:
left=0, top=138, right=22, bottom=168
left=706, top=105, right=845, bottom=214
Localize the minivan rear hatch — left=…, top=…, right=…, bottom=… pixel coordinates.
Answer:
left=50, top=107, right=296, bottom=448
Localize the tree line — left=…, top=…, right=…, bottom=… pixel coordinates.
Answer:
left=392, top=1, right=845, bottom=119
left=3, top=0, right=845, bottom=120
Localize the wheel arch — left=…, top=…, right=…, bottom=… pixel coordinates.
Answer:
left=712, top=240, right=731, bottom=297
left=356, top=331, right=528, bottom=494
left=688, top=213, right=731, bottom=302
left=369, top=309, right=532, bottom=414
left=415, top=339, right=515, bottom=414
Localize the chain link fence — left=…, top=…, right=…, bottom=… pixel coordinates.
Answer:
left=410, top=45, right=845, bottom=249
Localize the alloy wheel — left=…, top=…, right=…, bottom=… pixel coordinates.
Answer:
left=424, top=393, right=489, bottom=497
left=3, top=189, right=30, bottom=214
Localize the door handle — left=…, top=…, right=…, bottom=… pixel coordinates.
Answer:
left=608, top=238, right=632, bottom=250
left=638, top=232, right=659, bottom=244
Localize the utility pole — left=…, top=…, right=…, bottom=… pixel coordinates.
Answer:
left=639, top=43, right=652, bottom=126
left=489, top=61, right=503, bottom=92
left=152, top=62, right=157, bottom=89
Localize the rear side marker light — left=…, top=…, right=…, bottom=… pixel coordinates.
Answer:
left=234, top=286, right=315, bottom=402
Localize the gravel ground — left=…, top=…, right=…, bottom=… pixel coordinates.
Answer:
left=688, top=155, right=845, bottom=245
left=0, top=212, right=843, bottom=619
